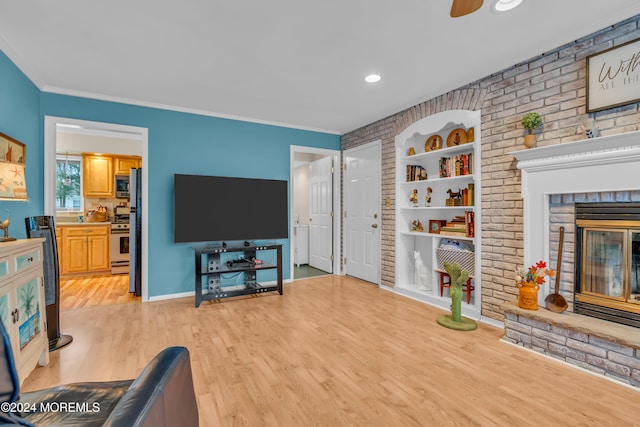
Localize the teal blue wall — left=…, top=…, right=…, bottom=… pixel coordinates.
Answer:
left=0, top=52, right=42, bottom=237
left=2, top=50, right=341, bottom=297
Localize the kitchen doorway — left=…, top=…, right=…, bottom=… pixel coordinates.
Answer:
left=44, top=116, right=149, bottom=306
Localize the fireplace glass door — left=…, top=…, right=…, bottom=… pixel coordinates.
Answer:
left=582, top=229, right=625, bottom=299
left=580, top=226, right=640, bottom=306
left=633, top=232, right=640, bottom=302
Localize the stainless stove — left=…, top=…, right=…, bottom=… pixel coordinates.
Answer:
left=111, top=209, right=131, bottom=274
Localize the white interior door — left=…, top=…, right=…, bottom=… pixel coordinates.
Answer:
left=345, top=141, right=381, bottom=284
left=309, top=156, right=333, bottom=273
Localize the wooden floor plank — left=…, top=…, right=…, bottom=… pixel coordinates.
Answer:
left=60, top=273, right=140, bottom=310
left=23, top=276, right=640, bottom=426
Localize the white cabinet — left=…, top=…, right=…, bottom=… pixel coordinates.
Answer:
left=294, top=225, right=309, bottom=266
left=394, top=110, right=482, bottom=319
left=0, top=239, right=49, bottom=384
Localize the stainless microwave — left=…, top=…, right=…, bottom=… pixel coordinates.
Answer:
left=115, top=174, right=130, bottom=199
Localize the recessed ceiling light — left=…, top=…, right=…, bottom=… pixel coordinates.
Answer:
left=492, top=0, right=524, bottom=13
left=364, top=74, right=382, bottom=83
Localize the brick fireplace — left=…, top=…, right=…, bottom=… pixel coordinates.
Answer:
left=506, top=131, right=640, bottom=388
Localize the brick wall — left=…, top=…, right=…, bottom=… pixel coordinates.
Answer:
left=341, top=16, right=640, bottom=321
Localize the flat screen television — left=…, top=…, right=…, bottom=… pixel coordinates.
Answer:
left=174, top=174, right=289, bottom=243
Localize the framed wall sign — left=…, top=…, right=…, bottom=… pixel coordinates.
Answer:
left=586, top=38, right=640, bottom=113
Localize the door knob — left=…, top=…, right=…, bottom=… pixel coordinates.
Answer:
left=372, top=224, right=378, bottom=228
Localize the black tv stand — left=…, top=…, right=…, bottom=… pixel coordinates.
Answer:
left=193, top=243, right=282, bottom=307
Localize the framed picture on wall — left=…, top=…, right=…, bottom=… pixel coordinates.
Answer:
left=0, top=132, right=25, bottom=164
left=586, top=38, right=640, bottom=113
left=0, top=132, right=27, bottom=200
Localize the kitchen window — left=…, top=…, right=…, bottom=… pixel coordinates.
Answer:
left=56, top=154, right=83, bottom=212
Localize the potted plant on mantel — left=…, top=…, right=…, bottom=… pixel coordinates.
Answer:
left=521, top=112, right=542, bottom=148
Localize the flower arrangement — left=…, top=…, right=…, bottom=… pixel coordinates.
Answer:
left=516, top=261, right=555, bottom=287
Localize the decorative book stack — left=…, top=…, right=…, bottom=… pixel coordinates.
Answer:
left=439, top=153, right=473, bottom=178
left=439, top=211, right=474, bottom=237
left=406, top=164, right=427, bottom=181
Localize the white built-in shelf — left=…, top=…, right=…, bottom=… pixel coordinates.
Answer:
left=401, top=174, right=474, bottom=186
left=399, top=231, right=475, bottom=241
left=394, top=109, right=482, bottom=320
left=402, top=143, right=475, bottom=162
left=400, top=206, right=476, bottom=212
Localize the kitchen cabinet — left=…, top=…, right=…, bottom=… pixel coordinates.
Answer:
left=0, top=239, right=49, bottom=385
left=82, top=154, right=114, bottom=197
left=59, top=225, right=110, bottom=275
left=114, top=155, right=141, bottom=175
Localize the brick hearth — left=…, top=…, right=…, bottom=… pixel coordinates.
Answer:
left=502, top=302, right=640, bottom=388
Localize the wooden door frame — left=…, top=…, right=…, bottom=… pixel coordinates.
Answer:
left=290, top=146, right=342, bottom=280
left=44, top=116, right=149, bottom=302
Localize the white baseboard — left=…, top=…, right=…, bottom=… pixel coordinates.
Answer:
left=148, top=291, right=194, bottom=302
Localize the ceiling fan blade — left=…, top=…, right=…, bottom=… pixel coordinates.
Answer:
left=450, top=0, right=484, bottom=18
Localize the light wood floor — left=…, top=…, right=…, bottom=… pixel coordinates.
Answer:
left=60, top=274, right=140, bottom=310
left=23, top=276, right=639, bottom=426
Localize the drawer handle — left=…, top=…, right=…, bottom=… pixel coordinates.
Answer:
left=27, top=257, right=33, bottom=262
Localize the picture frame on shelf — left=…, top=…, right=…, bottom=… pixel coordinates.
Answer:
left=586, top=38, right=640, bottom=113
left=429, top=220, right=447, bottom=234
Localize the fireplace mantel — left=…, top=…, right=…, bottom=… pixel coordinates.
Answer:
left=511, top=130, right=640, bottom=169
left=510, top=131, right=640, bottom=301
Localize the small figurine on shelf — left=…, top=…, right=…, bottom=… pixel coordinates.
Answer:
left=0, top=209, right=16, bottom=242
left=410, top=219, right=424, bottom=233
left=446, top=188, right=463, bottom=206
left=414, top=250, right=431, bottom=291
left=425, top=187, right=433, bottom=207
left=410, top=189, right=418, bottom=206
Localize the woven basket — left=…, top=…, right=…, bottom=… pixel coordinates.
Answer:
left=437, top=248, right=475, bottom=273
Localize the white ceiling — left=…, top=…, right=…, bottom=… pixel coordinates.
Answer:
left=1, top=1, right=640, bottom=135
